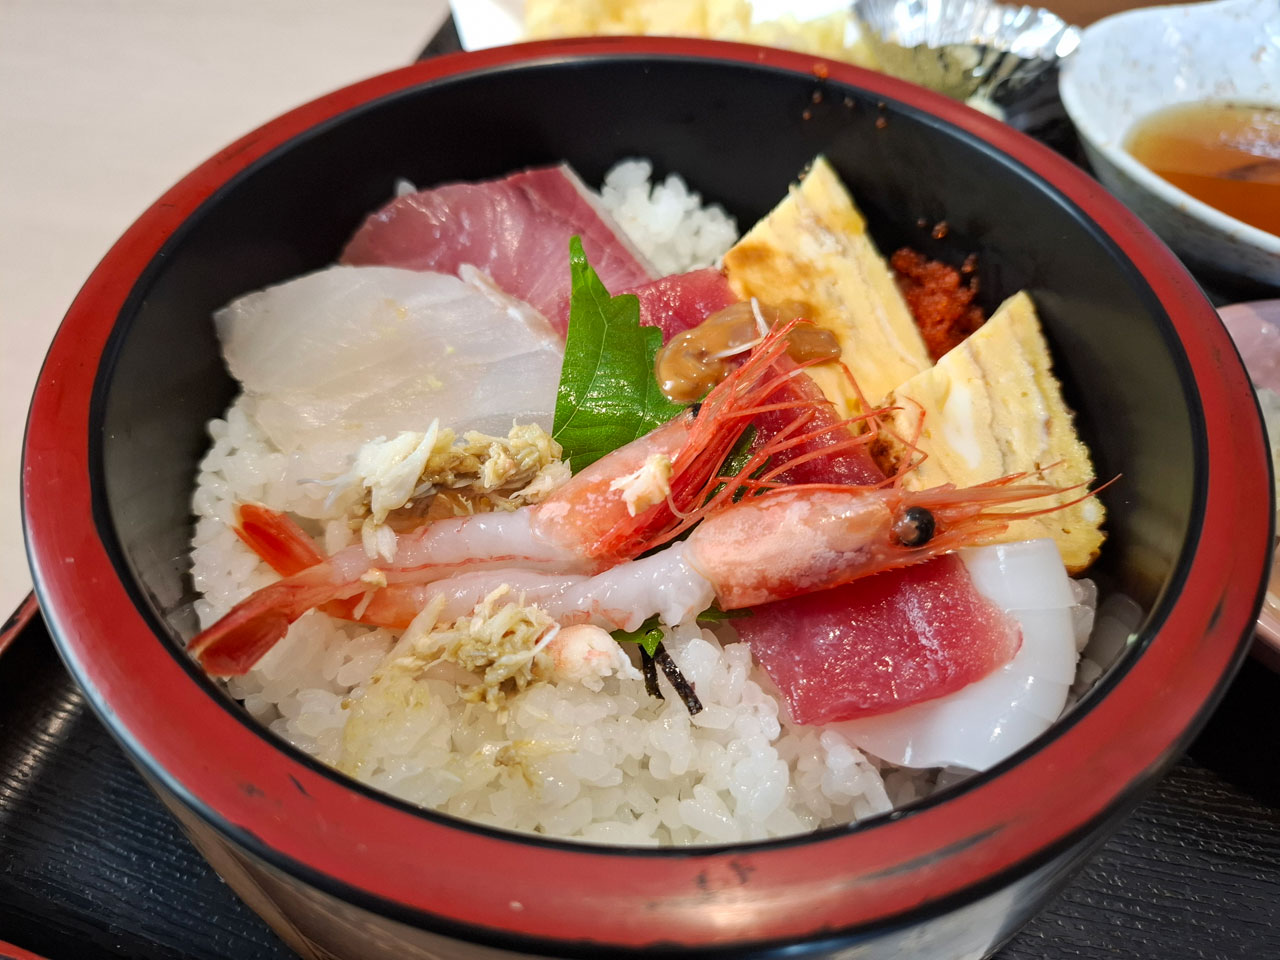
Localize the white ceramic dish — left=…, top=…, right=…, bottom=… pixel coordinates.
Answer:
left=1059, top=0, right=1280, bottom=285
left=449, top=0, right=521, bottom=49
left=1219, top=299, right=1280, bottom=670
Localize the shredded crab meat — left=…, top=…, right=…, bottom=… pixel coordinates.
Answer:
left=359, top=421, right=444, bottom=522
left=346, top=587, right=643, bottom=725
left=608, top=453, right=674, bottom=517
left=390, top=585, right=559, bottom=711
left=328, top=420, right=569, bottom=560
left=361, top=523, right=399, bottom=564
left=358, top=568, right=388, bottom=589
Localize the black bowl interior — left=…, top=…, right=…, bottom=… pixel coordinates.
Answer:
left=91, top=56, right=1197, bottom=723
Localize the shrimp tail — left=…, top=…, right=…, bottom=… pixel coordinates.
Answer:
left=234, top=503, right=325, bottom=575
left=233, top=502, right=388, bottom=623
left=187, top=560, right=370, bottom=675
left=189, top=604, right=294, bottom=676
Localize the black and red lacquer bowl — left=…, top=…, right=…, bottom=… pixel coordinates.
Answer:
left=22, top=38, right=1273, bottom=960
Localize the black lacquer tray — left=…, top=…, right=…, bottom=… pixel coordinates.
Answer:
left=3, top=16, right=1279, bottom=960
left=3, top=613, right=1279, bottom=959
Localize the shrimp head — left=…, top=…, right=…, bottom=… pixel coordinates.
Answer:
left=686, top=476, right=1078, bottom=610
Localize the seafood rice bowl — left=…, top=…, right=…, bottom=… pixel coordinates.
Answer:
left=24, top=39, right=1269, bottom=959
left=189, top=154, right=1133, bottom=843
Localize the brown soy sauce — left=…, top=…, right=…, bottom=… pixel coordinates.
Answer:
left=1125, top=102, right=1280, bottom=236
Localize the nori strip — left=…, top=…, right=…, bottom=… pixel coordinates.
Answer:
left=653, top=644, right=704, bottom=716
left=640, top=648, right=664, bottom=701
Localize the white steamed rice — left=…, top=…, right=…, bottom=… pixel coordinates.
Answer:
left=599, top=158, right=740, bottom=276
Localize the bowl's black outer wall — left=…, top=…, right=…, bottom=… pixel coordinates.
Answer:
left=24, top=39, right=1270, bottom=958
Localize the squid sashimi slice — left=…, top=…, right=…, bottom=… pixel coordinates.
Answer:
left=216, top=265, right=564, bottom=499
left=627, top=268, right=738, bottom=341
left=341, top=164, right=655, bottom=335
left=833, top=539, right=1081, bottom=772
left=739, top=554, right=1022, bottom=726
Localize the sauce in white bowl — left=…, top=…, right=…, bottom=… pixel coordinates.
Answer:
left=1126, top=101, right=1280, bottom=238
left=1060, top=0, right=1280, bottom=284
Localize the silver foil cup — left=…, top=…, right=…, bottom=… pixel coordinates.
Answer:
left=853, top=0, right=1081, bottom=112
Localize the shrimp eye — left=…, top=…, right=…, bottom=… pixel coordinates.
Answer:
left=892, top=506, right=936, bottom=547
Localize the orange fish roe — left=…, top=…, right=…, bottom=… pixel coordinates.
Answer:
left=890, top=248, right=985, bottom=361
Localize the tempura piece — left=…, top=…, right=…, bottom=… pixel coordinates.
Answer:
left=523, top=0, right=879, bottom=69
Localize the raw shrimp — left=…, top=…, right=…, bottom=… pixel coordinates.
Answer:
left=193, top=463, right=1085, bottom=675
left=189, top=323, right=872, bottom=674
left=829, top=538, right=1087, bottom=772
left=389, top=474, right=1083, bottom=632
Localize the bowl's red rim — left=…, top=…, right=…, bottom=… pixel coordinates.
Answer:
left=0, top=592, right=37, bottom=659
left=22, top=36, right=1270, bottom=952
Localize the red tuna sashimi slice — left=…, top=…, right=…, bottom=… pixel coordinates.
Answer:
left=751, top=356, right=883, bottom=486
left=738, top=555, right=1022, bottom=725
left=341, top=164, right=655, bottom=335
left=626, top=268, right=737, bottom=341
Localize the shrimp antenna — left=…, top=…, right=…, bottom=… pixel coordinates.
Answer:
left=900, top=471, right=1119, bottom=561
left=820, top=352, right=933, bottom=487
left=870, top=396, right=930, bottom=488
left=661, top=408, right=818, bottom=530
left=935, top=473, right=1120, bottom=524
left=823, top=351, right=891, bottom=443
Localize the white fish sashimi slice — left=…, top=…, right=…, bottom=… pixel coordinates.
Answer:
left=216, top=265, right=564, bottom=482
left=834, top=539, right=1083, bottom=773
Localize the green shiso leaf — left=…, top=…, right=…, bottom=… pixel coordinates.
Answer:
left=612, top=605, right=750, bottom=657
left=611, top=616, right=665, bottom=658
left=552, top=237, right=685, bottom=471
left=696, top=604, right=751, bottom=623
left=718, top=425, right=757, bottom=481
